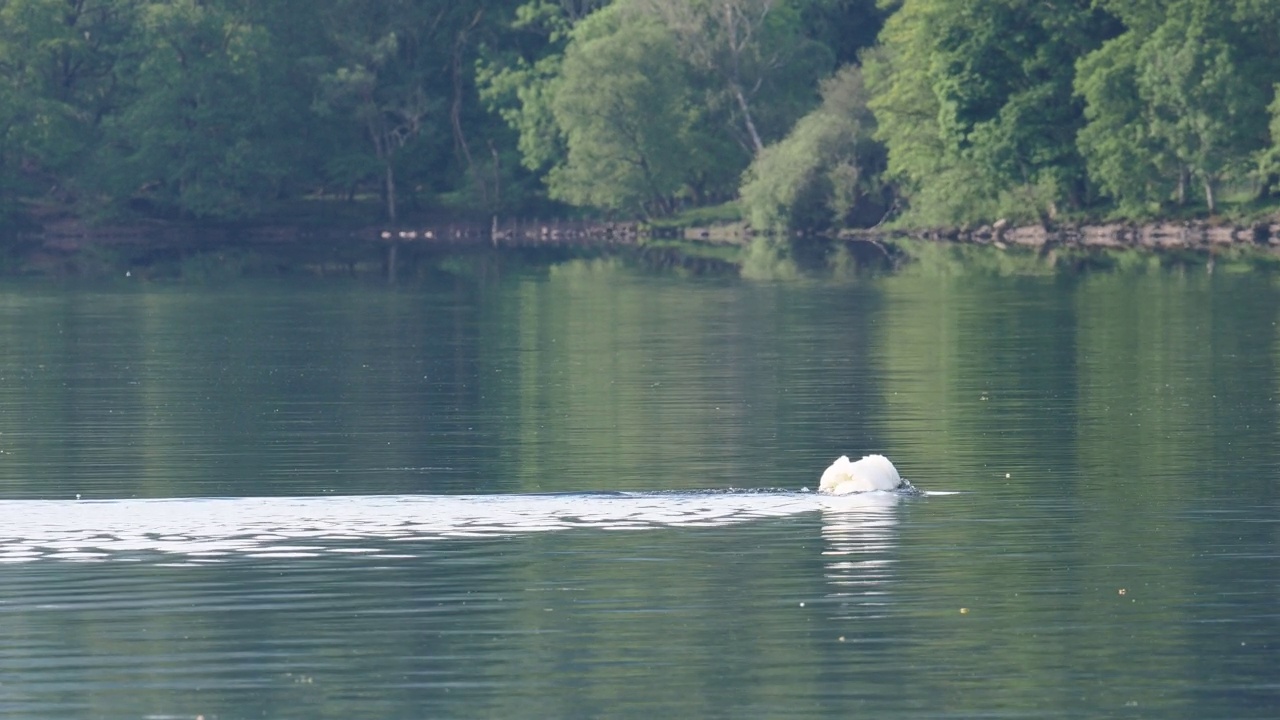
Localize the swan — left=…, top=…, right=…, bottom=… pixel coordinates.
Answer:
left=819, top=454, right=903, bottom=494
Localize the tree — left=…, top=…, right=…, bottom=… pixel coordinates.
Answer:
left=1260, top=89, right=1280, bottom=195
left=1077, top=0, right=1280, bottom=213
left=313, top=2, right=465, bottom=222
left=0, top=0, right=139, bottom=215
left=88, top=0, right=301, bottom=219
left=314, top=1, right=530, bottom=219
left=867, top=0, right=1113, bottom=226
left=482, top=0, right=835, bottom=216
left=477, top=2, right=582, bottom=179
left=1074, top=33, right=1172, bottom=215
left=739, top=64, right=886, bottom=231
left=1138, top=19, right=1259, bottom=213
left=634, top=0, right=831, bottom=156
left=545, top=6, right=705, bottom=216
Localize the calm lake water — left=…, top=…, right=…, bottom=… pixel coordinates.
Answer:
left=0, top=258, right=1277, bottom=719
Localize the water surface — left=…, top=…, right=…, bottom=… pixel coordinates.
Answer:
left=0, top=264, right=1277, bottom=719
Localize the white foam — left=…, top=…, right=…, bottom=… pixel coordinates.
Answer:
left=0, top=491, right=851, bottom=563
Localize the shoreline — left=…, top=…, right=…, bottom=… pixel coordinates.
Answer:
left=848, top=219, right=1275, bottom=251
left=7, top=213, right=1280, bottom=278
left=21, top=210, right=1280, bottom=249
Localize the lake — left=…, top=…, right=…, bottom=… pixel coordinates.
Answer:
left=0, top=257, right=1277, bottom=719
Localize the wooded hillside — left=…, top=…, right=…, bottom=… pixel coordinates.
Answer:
left=1, top=1, right=1277, bottom=231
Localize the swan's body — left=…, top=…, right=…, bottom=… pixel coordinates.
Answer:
left=819, top=454, right=902, bottom=494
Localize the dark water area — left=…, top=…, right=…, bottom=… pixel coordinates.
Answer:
left=0, top=263, right=1277, bottom=718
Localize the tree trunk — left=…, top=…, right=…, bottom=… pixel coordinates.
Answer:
left=385, top=162, right=397, bottom=223
left=1258, top=172, right=1278, bottom=201
left=368, top=118, right=397, bottom=223
left=452, top=10, right=485, bottom=203
left=451, top=34, right=474, bottom=185
left=489, top=139, right=502, bottom=208
left=1202, top=176, right=1216, bottom=214
left=732, top=84, right=765, bottom=156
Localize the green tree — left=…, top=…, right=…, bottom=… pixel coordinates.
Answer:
left=313, top=1, right=530, bottom=220
left=740, top=64, right=885, bottom=231
left=1260, top=89, right=1280, bottom=193
left=1138, top=18, right=1260, bottom=213
left=0, top=0, right=139, bottom=216
left=545, top=5, right=705, bottom=216
left=314, top=2, right=449, bottom=222
left=867, top=0, right=1112, bottom=226
left=635, top=0, right=832, bottom=156
left=1077, top=0, right=1280, bottom=214
left=88, top=0, right=302, bottom=219
left=476, top=1, right=584, bottom=194
left=1074, top=33, right=1171, bottom=215
left=484, top=0, right=832, bottom=215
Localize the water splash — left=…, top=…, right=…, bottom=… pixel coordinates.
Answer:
left=0, top=491, right=910, bottom=564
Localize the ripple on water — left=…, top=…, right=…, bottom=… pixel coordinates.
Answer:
left=0, top=491, right=912, bottom=564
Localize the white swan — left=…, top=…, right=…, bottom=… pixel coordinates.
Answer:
left=819, top=454, right=902, bottom=494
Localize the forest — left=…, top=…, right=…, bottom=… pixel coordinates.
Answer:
left=1, top=0, right=1279, bottom=233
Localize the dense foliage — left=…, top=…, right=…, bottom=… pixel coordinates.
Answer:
left=864, top=0, right=1114, bottom=226
left=0, top=0, right=1278, bottom=230
left=1074, top=0, right=1280, bottom=217
left=739, top=65, right=885, bottom=230
left=0, top=0, right=533, bottom=223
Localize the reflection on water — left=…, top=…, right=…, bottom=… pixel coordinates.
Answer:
left=821, top=494, right=901, bottom=620
left=0, top=491, right=916, bottom=564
